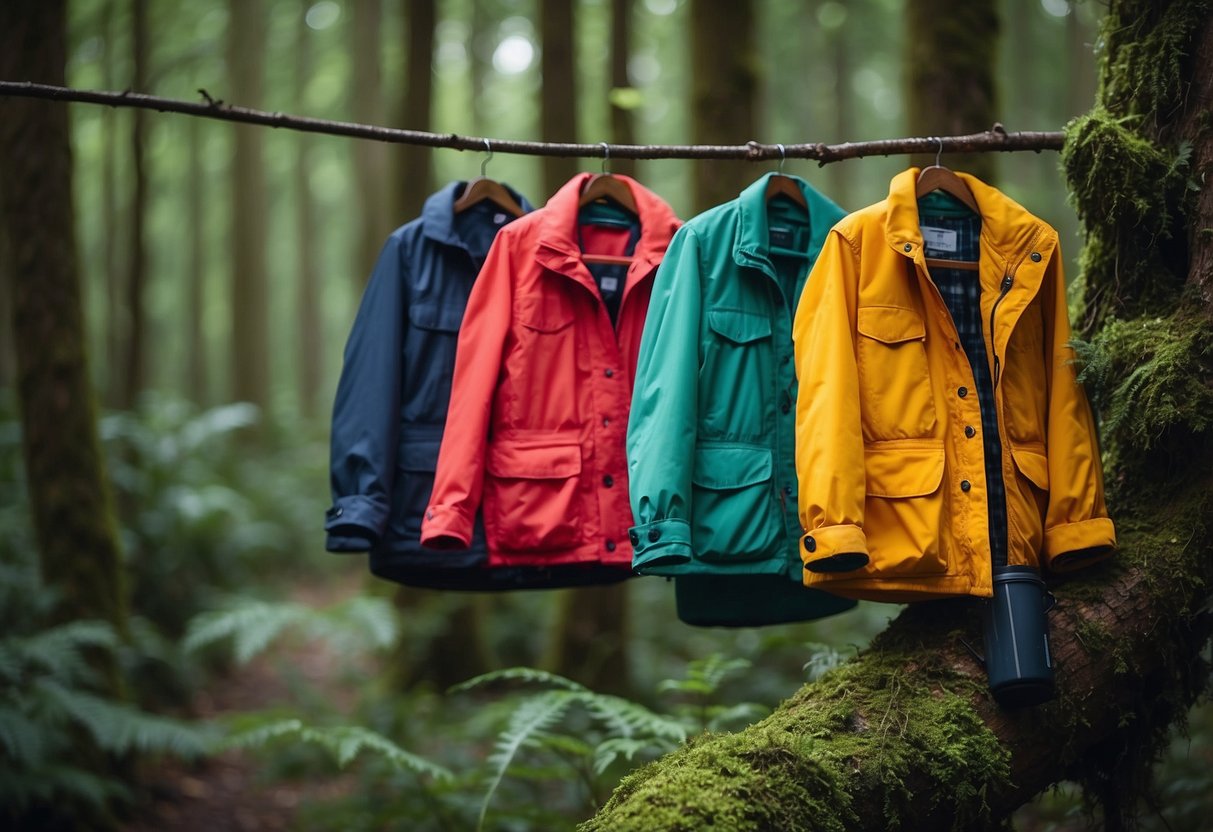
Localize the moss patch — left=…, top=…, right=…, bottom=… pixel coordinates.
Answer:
left=583, top=652, right=1009, bottom=832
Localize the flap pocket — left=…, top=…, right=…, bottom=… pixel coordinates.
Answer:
left=858, top=306, right=926, bottom=345
left=518, top=299, right=575, bottom=333
left=691, top=445, right=773, bottom=490
left=1010, top=444, right=1049, bottom=490
left=409, top=302, right=463, bottom=333
left=865, top=444, right=945, bottom=498
left=486, top=441, right=582, bottom=479
left=398, top=439, right=440, bottom=473
left=707, top=309, right=772, bottom=345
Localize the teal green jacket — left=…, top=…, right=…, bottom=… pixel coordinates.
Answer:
left=626, top=174, right=854, bottom=624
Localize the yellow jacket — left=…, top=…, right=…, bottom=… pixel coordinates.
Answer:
left=792, top=169, right=1116, bottom=601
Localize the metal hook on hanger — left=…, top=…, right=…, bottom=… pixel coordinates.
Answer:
left=600, top=142, right=611, bottom=174
left=481, top=139, right=493, bottom=177
left=934, top=136, right=944, bottom=169
left=776, top=143, right=787, bottom=174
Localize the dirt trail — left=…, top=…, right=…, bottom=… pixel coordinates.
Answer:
left=125, top=574, right=371, bottom=832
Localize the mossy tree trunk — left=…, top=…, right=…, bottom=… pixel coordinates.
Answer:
left=583, top=2, right=1213, bottom=829
left=689, top=0, right=757, bottom=213
left=0, top=0, right=129, bottom=654
left=904, top=0, right=1000, bottom=182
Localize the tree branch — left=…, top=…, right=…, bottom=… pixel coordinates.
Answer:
left=0, top=81, right=1063, bottom=164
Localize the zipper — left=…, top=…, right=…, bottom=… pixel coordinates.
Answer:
left=990, top=274, right=1013, bottom=386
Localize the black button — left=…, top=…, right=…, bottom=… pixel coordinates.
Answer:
left=603, top=475, right=614, bottom=488
left=804, top=536, right=817, bottom=553
left=783, top=355, right=791, bottom=365
left=647, top=528, right=661, bottom=542
left=780, top=401, right=791, bottom=414
left=954, top=341, right=962, bottom=351
left=784, top=485, right=793, bottom=496
left=958, top=386, right=968, bottom=398
left=326, top=506, right=343, bottom=519
left=605, top=540, right=616, bottom=552
left=602, top=417, right=610, bottom=427
left=904, top=243, right=913, bottom=252
left=961, top=480, right=972, bottom=492
left=629, top=530, right=639, bottom=545
left=1030, top=251, right=1042, bottom=262
left=964, top=425, right=976, bottom=438
left=604, top=368, right=614, bottom=378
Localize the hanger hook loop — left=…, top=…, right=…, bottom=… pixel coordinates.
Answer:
left=776, top=143, right=787, bottom=174
left=481, top=139, right=493, bottom=177
left=600, top=142, right=611, bottom=174
left=934, top=136, right=944, bottom=169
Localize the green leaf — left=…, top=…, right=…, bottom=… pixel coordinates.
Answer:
left=607, top=86, right=644, bottom=111
left=449, top=666, right=589, bottom=695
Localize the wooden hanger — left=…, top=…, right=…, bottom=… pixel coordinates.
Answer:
left=917, top=137, right=979, bottom=271
left=765, top=145, right=808, bottom=209
left=578, top=145, right=638, bottom=266
left=453, top=141, right=525, bottom=217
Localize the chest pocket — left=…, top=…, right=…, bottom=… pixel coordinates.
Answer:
left=407, top=302, right=464, bottom=404
left=1003, top=299, right=1048, bottom=444
left=856, top=306, right=937, bottom=441
left=702, top=309, right=775, bottom=439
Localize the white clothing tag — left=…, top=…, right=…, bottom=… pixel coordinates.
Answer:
left=493, top=212, right=507, bottom=225
left=921, top=226, right=958, bottom=253
left=600, top=276, right=619, bottom=292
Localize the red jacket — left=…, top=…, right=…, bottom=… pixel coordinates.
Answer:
left=421, top=173, right=681, bottom=567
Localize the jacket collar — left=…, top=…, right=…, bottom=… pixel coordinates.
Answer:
left=534, top=173, right=681, bottom=294
left=421, top=180, right=532, bottom=252
left=884, top=168, right=1055, bottom=272
left=733, top=172, right=844, bottom=272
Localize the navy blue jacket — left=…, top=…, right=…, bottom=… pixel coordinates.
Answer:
left=326, top=182, right=627, bottom=590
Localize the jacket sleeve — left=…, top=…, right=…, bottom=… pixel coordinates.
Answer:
left=793, top=228, right=871, bottom=570
left=626, top=226, right=703, bottom=570
left=419, top=231, right=515, bottom=549
left=1039, top=250, right=1117, bottom=571
left=326, top=236, right=407, bottom=551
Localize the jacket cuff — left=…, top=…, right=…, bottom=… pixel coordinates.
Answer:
left=801, top=524, right=870, bottom=573
left=630, top=519, right=693, bottom=573
left=420, top=504, right=473, bottom=550
left=324, top=495, right=387, bottom=548
left=1044, top=517, right=1117, bottom=572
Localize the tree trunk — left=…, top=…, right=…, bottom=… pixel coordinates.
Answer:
left=689, top=0, right=758, bottom=213
left=540, top=0, right=579, bottom=196
left=120, top=0, right=149, bottom=410
left=608, top=0, right=637, bottom=180
left=185, top=115, right=209, bottom=405
left=583, top=2, right=1213, bottom=829
left=826, top=3, right=853, bottom=208
left=392, top=0, right=436, bottom=224
left=295, top=2, right=322, bottom=421
left=351, top=0, right=388, bottom=276
left=227, top=0, right=270, bottom=414
left=904, top=0, right=1000, bottom=182
left=101, top=0, right=124, bottom=407
left=0, top=0, right=128, bottom=645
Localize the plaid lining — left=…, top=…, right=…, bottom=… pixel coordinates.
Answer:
left=919, top=208, right=1009, bottom=568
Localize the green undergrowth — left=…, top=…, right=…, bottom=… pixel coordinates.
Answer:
left=584, top=651, right=1008, bottom=832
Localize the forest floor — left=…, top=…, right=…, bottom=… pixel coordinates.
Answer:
left=124, top=574, right=369, bottom=832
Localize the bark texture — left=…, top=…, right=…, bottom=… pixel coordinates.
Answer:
left=904, top=0, right=1000, bottom=182
left=541, top=0, right=579, bottom=196
left=582, top=2, right=1213, bottom=828
left=689, top=0, right=758, bottom=212
left=227, top=0, right=269, bottom=412
left=392, top=0, right=436, bottom=223
left=350, top=0, right=388, bottom=277
left=0, top=0, right=128, bottom=637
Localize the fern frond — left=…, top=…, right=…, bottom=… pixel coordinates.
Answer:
left=0, top=702, right=47, bottom=764
left=224, top=718, right=451, bottom=781
left=577, top=693, right=688, bottom=743
left=183, top=600, right=311, bottom=664
left=478, top=690, right=577, bottom=832
left=316, top=596, right=398, bottom=652
left=0, top=764, right=126, bottom=813
left=592, top=737, right=666, bottom=775
left=449, top=666, right=588, bottom=694
left=11, top=620, right=119, bottom=683
left=35, top=679, right=214, bottom=757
